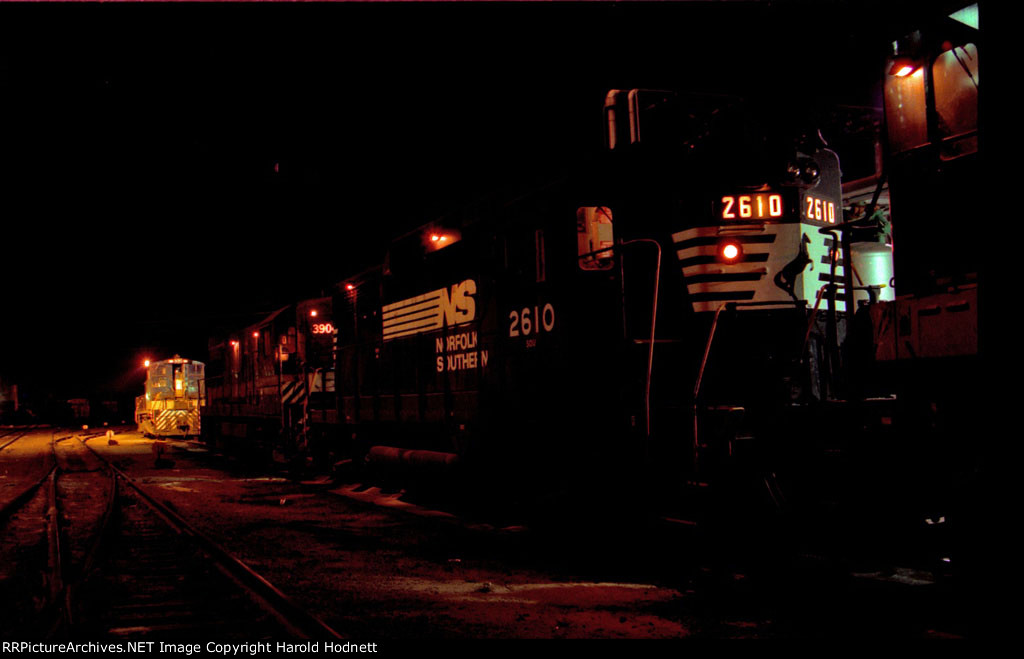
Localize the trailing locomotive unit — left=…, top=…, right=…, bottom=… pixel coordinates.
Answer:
left=205, top=298, right=337, bottom=460
left=135, top=356, right=205, bottom=439
left=848, top=3, right=982, bottom=570
left=328, top=88, right=874, bottom=517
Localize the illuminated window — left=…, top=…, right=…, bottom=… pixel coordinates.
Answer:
left=884, top=62, right=928, bottom=154
left=577, top=207, right=615, bottom=271
left=933, top=43, right=978, bottom=160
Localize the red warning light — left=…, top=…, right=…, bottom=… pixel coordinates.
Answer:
left=721, top=243, right=741, bottom=261
left=252, top=331, right=259, bottom=339
left=310, top=310, right=318, bottom=317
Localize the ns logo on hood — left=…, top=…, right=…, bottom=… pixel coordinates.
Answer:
left=382, top=279, right=477, bottom=341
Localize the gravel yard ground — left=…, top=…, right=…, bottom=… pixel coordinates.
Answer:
left=83, top=431, right=769, bottom=639
left=0, top=427, right=964, bottom=640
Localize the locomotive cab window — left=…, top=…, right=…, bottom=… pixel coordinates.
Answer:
left=577, top=206, right=615, bottom=271
left=933, top=42, right=978, bottom=159
left=884, top=60, right=927, bottom=154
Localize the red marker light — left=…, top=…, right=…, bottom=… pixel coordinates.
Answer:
left=310, top=310, right=318, bottom=317
left=252, top=331, right=259, bottom=339
left=143, top=359, right=151, bottom=368
left=721, top=243, right=740, bottom=261
left=346, top=283, right=355, bottom=291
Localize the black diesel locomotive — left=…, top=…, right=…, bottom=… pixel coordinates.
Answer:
left=204, top=4, right=982, bottom=550
left=328, top=97, right=857, bottom=502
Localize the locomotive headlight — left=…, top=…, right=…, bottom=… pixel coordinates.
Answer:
left=718, top=241, right=743, bottom=263
left=785, top=157, right=820, bottom=185
left=801, top=161, right=820, bottom=184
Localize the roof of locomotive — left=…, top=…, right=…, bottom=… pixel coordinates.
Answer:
left=150, top=355, right=205, bottom=367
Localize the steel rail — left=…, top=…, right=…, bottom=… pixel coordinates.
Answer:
left=78, top=435, right=344, bottom=640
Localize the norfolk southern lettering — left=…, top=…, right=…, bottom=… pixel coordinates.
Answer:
left=435, top=329, right=489, bottom=372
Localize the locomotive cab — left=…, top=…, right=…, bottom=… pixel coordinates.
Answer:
left=135, top=356, right=205, bottom=439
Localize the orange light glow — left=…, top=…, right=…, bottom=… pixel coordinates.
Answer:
left=722, top=243, right=740, bottom=260
left=143, top=359, right=151, bottom=368
left=889, top=57, right=921, bottom=78
left=310, top=310, right=318, bottom=317
left=230, top=340, right=239, bottom=347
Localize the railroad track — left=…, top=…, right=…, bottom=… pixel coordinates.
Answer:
left=0, top=431, right=59, bottom=637
left=66, top=434, right=343, bottom=640
left=2, top=429, right=342, bottom=640
left=0, top=425, right=44, bottom=451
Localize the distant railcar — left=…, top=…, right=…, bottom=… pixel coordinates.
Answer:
left=204, top=298, right=337, bottom=458
left=136, top=356, right=205, bottom=438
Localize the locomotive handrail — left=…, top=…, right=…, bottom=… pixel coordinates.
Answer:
left=818, top=227, right=847, bottom=391
left=694, top=300, right=807, bottom=399
left=694, top=304, right=728, bottom=402
left=619, top=238, right=662, bottom=441
left=691, top=299, right=807, bottom=470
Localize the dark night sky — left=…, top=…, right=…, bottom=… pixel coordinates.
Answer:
left=0, top=1, right=929, bottom=402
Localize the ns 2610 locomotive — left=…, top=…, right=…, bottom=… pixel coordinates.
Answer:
left=325, top=94, right=888, bottom=519
left=207, top=98, right=883, bottom=503
left=183, top=100, right=865, bottom=526
left=204, top=3, right=981, bottom=545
